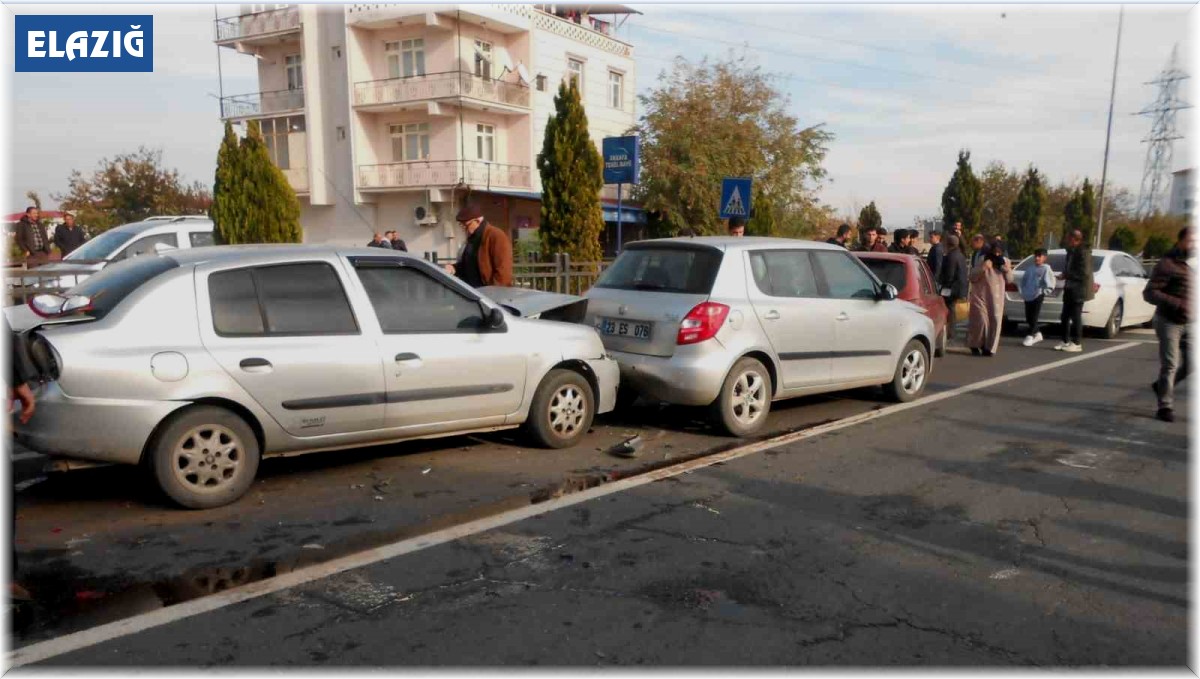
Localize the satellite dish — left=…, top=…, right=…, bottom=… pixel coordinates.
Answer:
left=499, top=49, right=514, bottom=72
left=516, top=63, right=531, bottom=85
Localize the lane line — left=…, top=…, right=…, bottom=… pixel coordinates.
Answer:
left=7, top=341, right=1140, bottom=667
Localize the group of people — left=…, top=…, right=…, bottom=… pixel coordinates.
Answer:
left=14, top=207, right=88, bottom=266
left=367, top=230, right=408, bottom=252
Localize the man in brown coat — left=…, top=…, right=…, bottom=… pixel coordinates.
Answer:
left=443, top=203, right=513, bottom=287
left=15, top=207, right=51, bottom=265
left=1145, top=226, right=1193, bottom=422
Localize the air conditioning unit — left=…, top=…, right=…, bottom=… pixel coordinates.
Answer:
left=414, top=204, right=439, bottom=226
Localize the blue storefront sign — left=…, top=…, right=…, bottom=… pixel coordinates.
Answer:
left=602, top=136, right=640, bottom=185
left=15, top=15, right=153, bottom=73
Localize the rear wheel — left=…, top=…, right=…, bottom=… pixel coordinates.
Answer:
left=882, top=340, right=929, bottom=403
left=147, top=406, right=260, bottom=510
left=525, top=369, right=595, bottom=449
left=710, top=357, right=772, bottom=437
left=1101, top=301, right=1123, bottom=339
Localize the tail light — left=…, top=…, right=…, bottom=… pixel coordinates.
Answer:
left=1005, top=282, right=1017, bottom=292
left=26, top=332, right=61, bottom=382
left=677, top=302, right=730, bottom=345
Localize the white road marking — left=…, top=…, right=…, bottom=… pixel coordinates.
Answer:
left=6, top=341, right=1140, bottom=668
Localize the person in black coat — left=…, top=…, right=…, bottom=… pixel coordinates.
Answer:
left=52, top=213, right=87, bottom=257
left=927, top=231, right=945, bottom=282
left=938, top=234, right=969, bottom=344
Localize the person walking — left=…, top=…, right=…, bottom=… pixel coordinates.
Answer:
left=826, top=223, right=852, bottom=248
left=727, top=216, right=746, bottom=237
left=927, top=231, right=945, bottom=282
left=1019, top=248, right=1056, bottom=347
left=966, top=238, right=1010, bottom=356
left=15, top=207, right=51, bottom=266
left=938, top=234, right=969, bottom=345
left=52, top=213, right=87, bottom=257
left=1055, top=229, right=1094, bottom=353
left=1145, top=227, right=1192, bottom=422
left=443, top=203, right=513, bottom=287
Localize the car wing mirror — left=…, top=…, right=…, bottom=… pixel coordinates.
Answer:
left=877, top=283, right=898, bottom=301
left=486, top=306, right=506, bottom=329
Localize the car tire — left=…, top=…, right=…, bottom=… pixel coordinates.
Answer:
left=882, top=340, right=930, bottom=403
left=1101, top=301, right=1123, bottom=339
left=147, top=406, right=260, bottom=510
left=525, top=369, right=595, bottom=449
left=934, top=324, right=947, bottom=358
left=710, top=357, right=772, bottom=438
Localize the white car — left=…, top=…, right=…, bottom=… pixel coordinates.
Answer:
left=1003, top=249, right=1157, bottom=339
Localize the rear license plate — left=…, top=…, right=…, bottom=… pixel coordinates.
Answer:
left=597, top=317, right=653, bottom=340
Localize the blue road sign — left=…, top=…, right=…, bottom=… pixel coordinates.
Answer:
left=719, top=177, right=752, bottom=219
left=602, top=136, right=639, bottom=184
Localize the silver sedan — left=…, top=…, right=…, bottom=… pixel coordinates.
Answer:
left=9, top=246, right=618, bottom=509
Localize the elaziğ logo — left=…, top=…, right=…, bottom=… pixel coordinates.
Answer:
left=16, top=15, right=153, bottom=72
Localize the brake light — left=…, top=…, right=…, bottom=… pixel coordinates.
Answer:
left=1093, top=283, right=1101, bottom=293
left=1005, top=282, right=1017, bottom=292
left=677, top=302, right=730, bottom=345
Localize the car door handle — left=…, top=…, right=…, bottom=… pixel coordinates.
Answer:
left=239, top=358, right=272, bottom=373
left=394, top=353, right=421, bottom=363
left=763, top=310, right=781, bottom=320
left=836, top=313, right=850, bottom=322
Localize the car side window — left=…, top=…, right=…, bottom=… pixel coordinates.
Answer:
left=209, top=262, right=359, bottom=337
left=748, top=251, right=820, bottom=298
left=917, top=263, right=935, bottom=296
left=355, top=264, right=485, bottom=333
left=189, top=231, right=215, bottom=248
left=115, top=233, right=179, bottom=261
left=813, top=252, right=878, bottom=300
left=1121, top=257, right=1145, bottom=278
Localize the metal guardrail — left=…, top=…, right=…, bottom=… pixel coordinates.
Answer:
left=4, top=263, right=106, bottom=305
left=421, top=252, right=613, bottom=295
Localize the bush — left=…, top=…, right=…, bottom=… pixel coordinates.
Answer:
left=1106, top=226, right=1139, bottom=254
left=1142, top=233, right=1173, bottom=259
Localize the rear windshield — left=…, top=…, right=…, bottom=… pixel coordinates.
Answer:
left=1018, top=254, right=1104, bottom=272
left=860, top=259, right=907, bottom=292
left=594, top=247, right=723, bottom=294
left=65, top=255, right=179, bottom=320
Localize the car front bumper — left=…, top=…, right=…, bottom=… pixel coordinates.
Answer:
left=585, top=356, right=620, bottom=415
left=12, top=381, right=186, bottom=465
left=608, top=343, right=730, bottom=407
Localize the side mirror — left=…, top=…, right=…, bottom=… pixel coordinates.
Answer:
left=486, top=306, right=506, bottom=329
left=877, top=283, right=898, bottom=302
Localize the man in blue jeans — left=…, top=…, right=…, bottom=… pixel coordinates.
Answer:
left=1145, top=227, right=1193, bottom=422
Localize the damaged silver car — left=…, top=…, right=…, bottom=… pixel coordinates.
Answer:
left=8, top=246, right=617, bottom=509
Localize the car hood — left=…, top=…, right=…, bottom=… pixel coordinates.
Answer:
left=479, top=286, right=588, bottom=324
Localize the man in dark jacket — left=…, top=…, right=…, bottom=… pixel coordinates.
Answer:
left=1145, top=227, right=1192, bottom=422
left=387, top=231, right=408, bottom=252
left=367, top=232, right=392, bottom=249
left=938, top=235, right=969, bottom=344
left=927, top=231, right=945, bottom=282
left=443, top=203, right=513, bottom=287
left=826, top=223, right=852, bottom=248
left=52, top=213, right=87, bottom=257
left=15, top=207, right=51, bottom=265
left=1055, top=229, right=1094, bottom=353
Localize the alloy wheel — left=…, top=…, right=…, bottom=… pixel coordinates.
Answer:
left=548, top=384, right=587, bottom=438
left=172, top=424, right=244, bottom=494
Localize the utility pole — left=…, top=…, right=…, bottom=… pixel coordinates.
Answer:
left=1133, top=44, right=1191, bottom=219
left=1095, top=6, right=1123, bottom=249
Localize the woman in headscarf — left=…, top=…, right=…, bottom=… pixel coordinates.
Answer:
left=966, top=237, right=1011, bottom=356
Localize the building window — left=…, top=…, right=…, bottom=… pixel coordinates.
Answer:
left=285, top=53, right=303, bottom=90
left=474, top=39, right=493, bottom=80
left=332, top=45, right=342, bottom=59
left=390, top=123, right=430, bottom=162
left=608, top=70, right=623, bottom=109
left=535, top=74, right=547, bottom=92
left=476, top=124, right=495, bottom=162
left=386, top=39, right=425, bottom=78
left=261, top=115, right=304, bottom=170
left=566, top=58, right=584, bottom=92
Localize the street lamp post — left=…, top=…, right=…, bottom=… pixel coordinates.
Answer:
left=1096, top=6, right=1124, bottom=249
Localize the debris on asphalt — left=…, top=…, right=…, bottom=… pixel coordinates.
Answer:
left=692, top=502, right=721, bottom=516
left=396, top=594, right=415, bottom=603
left=302, top=543, right=324, bottom=550
left=64, top=535, right=91, bottom=549
left=989, top=568, right=1020, bottom=580
left=609, top=435, right=643, bottom=459
left=50, top=528, right=62, bottom=534
left=373, top=495, right=384, bottom=501
left=350, top=484, right=365, bottom=490
left=421, top=467, right=432, bottom=475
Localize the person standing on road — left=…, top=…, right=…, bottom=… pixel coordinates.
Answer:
left=1055, top=229, right=1094, bottom=353
left=938, top=235, right=969, bottom=345
left=1020, top=248, right=1056, bottom=347
left=826, top=223, right=852, bottom=248
left=969, top=234, right=988, bottom=268
left=15, top=207, right=51, bottom=266
left=443, top=203, right=513, bottom=288
left=1145, top=227, right=1193, bottom=422
left=727, top=216, right=746, bottom=237
left=966, top=239, right=1010, bottom=356
left=927, top=231, right=945, bottom=282
left=52, top=213, right=87, bottom=257
left=950, top=221, right=970, bottom=258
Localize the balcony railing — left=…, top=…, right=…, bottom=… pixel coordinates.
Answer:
left=354, top=72, right=530, bottom=109
left=214, top=6, right=301, bottom=42
left=220, top=88, right=305, bottom=119
left=358, top=160, right=531, bottom=190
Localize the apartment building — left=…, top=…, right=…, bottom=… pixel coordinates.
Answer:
left=215, top=3, right=639, bottom=258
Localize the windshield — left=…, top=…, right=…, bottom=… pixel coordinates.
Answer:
left=65, top=255, right=179, bottom=320
left=1016, top=254, right=1105, bottom=273
left=64, top=229, right=136, bottom=261
left=594, top=247, right=723, bottom=294
left=860, top=260, right=908, bottom=293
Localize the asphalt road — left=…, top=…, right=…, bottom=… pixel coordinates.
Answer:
left=10, top=327, right=1188, bottom=666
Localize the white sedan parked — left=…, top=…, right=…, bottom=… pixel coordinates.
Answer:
left=1003, top=249, right=1157, bottom=339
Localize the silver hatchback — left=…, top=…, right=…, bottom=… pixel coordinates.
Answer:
left=584, top=237, right=936, bottom=436
left=10, top=246, right=618, bottom=509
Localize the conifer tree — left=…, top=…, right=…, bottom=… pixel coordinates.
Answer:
left=858, top=201, right=882, bottom=231
left=941, top=150, right=983, bottom=232
left=211, top=120, right=302, bottom=244
left=210, top=121, right=243, bottom=245
left=1006, top=167, right=1044, bottom=258
left=1064, top=178, right=1097, bottom=246
left=536, top=81, right=604, bottom=261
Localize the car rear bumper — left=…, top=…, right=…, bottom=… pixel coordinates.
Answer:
left=12, top=381, right=185, bottom=465
left=585, top=356, right=620, bottom=415
left=608, top=343, right=730, bottom=407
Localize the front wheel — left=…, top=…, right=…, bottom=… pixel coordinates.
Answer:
left=524, top=369, right=595, bottom=449
left=883, top=340, right=930, bottom=403
left=147, top=406, right=260, bottom=510
left=1101, top=301, right=1123, bottom=339
left=710, top=357, right=772, bottom=437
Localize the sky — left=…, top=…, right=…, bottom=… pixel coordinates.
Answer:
left=5, top=2, right=1196, bottom=227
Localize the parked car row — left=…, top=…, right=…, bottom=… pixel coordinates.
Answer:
left=9, top=236, right=936, bottom=509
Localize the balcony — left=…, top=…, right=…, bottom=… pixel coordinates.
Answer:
left=358, top=160, right=532, bottom=191
left=214, top=6, right=301, bottom=46
left=282, top=167, right=310, bottom=193
left=354, top=72, right=530, bottom=113
left=220, top=88, right=305, bottom=120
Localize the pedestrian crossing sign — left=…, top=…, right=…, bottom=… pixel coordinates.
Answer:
left=720, top=177, right=752, bottom=219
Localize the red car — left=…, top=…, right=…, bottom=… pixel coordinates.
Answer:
left=854, top=252, right=949, bottom=357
